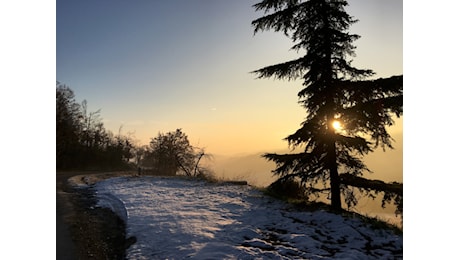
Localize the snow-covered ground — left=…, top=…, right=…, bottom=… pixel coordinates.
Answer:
left=93, top=176, right=402, bottom=259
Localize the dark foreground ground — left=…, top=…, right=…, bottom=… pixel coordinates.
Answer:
left=56, top=171, right=136, bottom=260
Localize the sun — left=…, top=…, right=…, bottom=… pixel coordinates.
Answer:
left=332, top=120, right=343, bottom=131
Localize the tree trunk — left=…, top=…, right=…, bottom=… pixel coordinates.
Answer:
left=320, top=0, right=341, bottom=211
left=327, top=138, right=342, bottom=211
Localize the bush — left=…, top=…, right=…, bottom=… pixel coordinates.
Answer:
left=266, top=178, right=308, bottom=200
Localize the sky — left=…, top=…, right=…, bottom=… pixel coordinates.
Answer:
left=56, top=0, right=403, bottom=158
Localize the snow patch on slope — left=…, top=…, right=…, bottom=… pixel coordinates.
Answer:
left=94, top=177, right=402, bottom=259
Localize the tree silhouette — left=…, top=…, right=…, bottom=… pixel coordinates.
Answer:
left=252, top=0, right=402, bottom=211
left=56, top=82, right=135, bottom=170
left=56, top=82, right=83, bottom=169
left=146, top=129, right=211, bottom=177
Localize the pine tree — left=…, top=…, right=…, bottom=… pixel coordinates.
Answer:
left=252, top=0, right=402, bottom=211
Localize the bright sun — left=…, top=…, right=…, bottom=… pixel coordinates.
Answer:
left=332, top=120, right=343, bottom=131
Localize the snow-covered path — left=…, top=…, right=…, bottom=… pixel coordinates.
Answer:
left=94, top=177, right=402, bottom=259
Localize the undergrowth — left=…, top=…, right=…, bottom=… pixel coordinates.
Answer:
left=261, top=178, right=403, bottom=235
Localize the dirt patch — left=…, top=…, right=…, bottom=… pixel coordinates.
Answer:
left=56, top=171, right=137, bottom=259
left=68, top=172, right=136, bottom=186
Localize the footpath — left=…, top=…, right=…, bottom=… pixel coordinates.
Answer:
left=56, top=172, right=79, bottom=260
left=56, top=171, right=134, bottom=260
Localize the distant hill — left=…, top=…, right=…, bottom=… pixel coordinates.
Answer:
left=209, top=152, right=277, bottom=187
left=206, top=147, right=402, bottom=226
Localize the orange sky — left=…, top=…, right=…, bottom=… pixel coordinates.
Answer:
left=56, top=1, right=403, bottom=184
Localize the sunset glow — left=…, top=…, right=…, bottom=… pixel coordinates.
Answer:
left=332, top=120, right=343, bottom=131
left=56, top=0, right=402, bottom=184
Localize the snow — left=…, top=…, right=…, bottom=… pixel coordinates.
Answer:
left=92, top=176, right=402, bottom=259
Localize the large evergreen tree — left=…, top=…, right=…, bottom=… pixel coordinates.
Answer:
left=252, top=0, right=402, bottom=211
